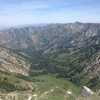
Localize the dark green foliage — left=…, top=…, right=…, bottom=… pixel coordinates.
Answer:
left=0, top=71, right=31, bottom=92
left=29, top=44, right=100, bottom=90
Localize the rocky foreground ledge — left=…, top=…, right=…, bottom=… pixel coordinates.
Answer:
left=0, top=86, right=99, bottom=100
left=0, top=93, right=34, bottom=100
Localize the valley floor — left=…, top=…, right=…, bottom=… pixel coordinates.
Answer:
left=0, top=74, right=100, bottom=100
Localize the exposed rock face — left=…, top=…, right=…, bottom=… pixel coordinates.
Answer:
left=0, top=22, right=100, bottom=51
left=82, top=86, right=94, bottom=97
left=0, top=47, right=30, bottom=76
left=0, top=93, right=33, bottom=100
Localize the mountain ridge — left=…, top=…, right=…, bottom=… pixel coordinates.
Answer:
left=0, top=22, right=100, bottom=99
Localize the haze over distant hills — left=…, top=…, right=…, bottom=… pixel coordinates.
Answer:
left=1, top=22, right=100, bottom=49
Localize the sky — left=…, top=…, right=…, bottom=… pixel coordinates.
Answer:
left=0, top=0, right=100, bottom=27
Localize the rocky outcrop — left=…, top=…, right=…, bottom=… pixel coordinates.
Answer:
left=0, top=93, right=33, bottom=100
left=81, top=86, right=94, bottom=97
left=0, top=47, right=30, bottom=76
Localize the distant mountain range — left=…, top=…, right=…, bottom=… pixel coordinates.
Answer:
left=0, top=22, right=100, bottom=50
left=0, top=22, right=100, bottom=99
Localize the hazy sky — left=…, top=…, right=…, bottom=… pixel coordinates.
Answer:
left=0, top=0, right=100, bottom=27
